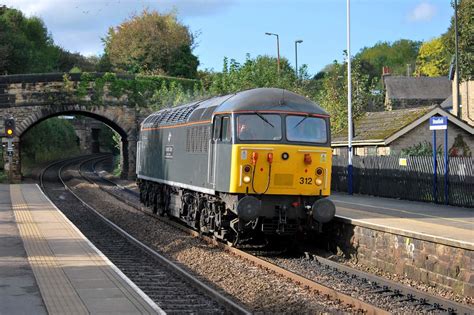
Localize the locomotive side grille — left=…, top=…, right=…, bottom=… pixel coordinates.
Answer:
left=186, top=126, right=211, bottom=153
left=274, top=174, right=293, bottom=186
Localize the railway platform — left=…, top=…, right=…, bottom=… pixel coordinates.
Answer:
left=327, top=192, right=473, bottom=297
left=0, top=184, right=163, bottom=315
left=330, top=192, right=473, bottom=249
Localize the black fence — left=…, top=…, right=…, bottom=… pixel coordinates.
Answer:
left=332, top=155, right=474, bottom=208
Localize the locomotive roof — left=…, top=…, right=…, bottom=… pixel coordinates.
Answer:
left=215, top=88, right=328, bottom=115
left=142, top=88, right=328, bottom=129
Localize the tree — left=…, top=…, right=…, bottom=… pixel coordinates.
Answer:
left=207, top=54, right=300, bottom=95
left=316, top=56, right=378, bottom=133
left=356, top=39, right=421, bottom=79
left=317, top=61, right=348, bottom=133
left=443, top=0, right=473, bottom=81
left=21, top=118, right=80, bottom=164
left=0, top=6, right=60, bottom=74
left=103, top=10, right=199, bottom=78
left=415, top=37, right=450, bottom=77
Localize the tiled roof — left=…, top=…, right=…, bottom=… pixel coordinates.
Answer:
left=333, top=106, right=436, bottom=142
left=384, top=76, right=451, bottom=100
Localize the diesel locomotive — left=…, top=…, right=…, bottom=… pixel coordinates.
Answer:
left=137, top=88, right=336, bottom=243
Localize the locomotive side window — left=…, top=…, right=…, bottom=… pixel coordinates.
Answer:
left=221, top=116, right=232, bottom=142
left=213, top=116, right=221, bottom=140
left=286, top=115, right=327, bottom=143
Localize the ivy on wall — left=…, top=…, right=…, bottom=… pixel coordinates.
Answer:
left=60, top=72, right=203, bottom=108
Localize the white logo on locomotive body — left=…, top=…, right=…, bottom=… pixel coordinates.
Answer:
left=241, top=150, right=248, bottom=160
left=168, top=132, right=172, bottom=142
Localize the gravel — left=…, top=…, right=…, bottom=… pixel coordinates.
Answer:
left=95, top=160, right=472, bottom=309
left=65, top=163, right=350, bottom=314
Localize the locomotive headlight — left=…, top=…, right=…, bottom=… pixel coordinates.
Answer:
left=315, top=178, right=323, bottom=186
left=243, top=175, right=251, bottom=183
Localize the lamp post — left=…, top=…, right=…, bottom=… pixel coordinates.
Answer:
left=454, top=0, right=461, bottom=118
left=295, top=40, right=303, bottom=78
left=265, top=32, right=280, bottom=74
left=347, top=0, right=353, bottom=195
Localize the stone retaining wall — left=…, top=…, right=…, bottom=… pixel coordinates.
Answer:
left=323, top=218, right=473, bottom=297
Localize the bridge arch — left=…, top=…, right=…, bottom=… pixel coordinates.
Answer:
left=2, top=102, right=140, bottom=181
left=18, top=105, right=136, bottom=178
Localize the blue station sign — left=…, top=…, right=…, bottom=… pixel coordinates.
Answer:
left=429, top=116, right=448, bottom=130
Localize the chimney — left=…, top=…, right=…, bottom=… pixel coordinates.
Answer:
left=382, top=66, right=391, bottom=76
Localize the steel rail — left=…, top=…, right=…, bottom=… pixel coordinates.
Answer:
left=64, top=156, right=251, bottom=315
left=312, top=254, right=473, bottom=315
left=50, top=155, right=474, bottom=315
left=86, top=156, right=393, bottom=315
left=91, top=156, right=474, bottom=314
left=92, top=155, right=474, bottom=315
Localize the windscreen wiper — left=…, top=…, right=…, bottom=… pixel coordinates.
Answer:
left=255, top=112, right=274, bottom=128
left=293, top=114, right=309, bottom=129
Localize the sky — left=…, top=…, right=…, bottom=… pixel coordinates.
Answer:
left=4, top=0, right=454, bottom=75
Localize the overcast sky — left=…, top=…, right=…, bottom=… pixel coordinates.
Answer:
left=4, top=0, right=453, bottom=75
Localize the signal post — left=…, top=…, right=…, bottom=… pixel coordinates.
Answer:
left=2, top=116, right=20, bottom=183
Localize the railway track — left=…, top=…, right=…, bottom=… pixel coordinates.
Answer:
left=40, top=155, right=249, bottom=314
left=85, top=154, right=474, bottom=315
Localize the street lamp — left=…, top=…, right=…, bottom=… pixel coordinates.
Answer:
left=294, top=40, right=303, bottom=78
left=454, top=0, right=461, bottom=118
left=265, top=32, right=280, bottom=74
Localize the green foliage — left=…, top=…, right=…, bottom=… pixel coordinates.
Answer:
left=449, top=134, right=472, bottom=157
left=64, top=72, right=201, bottom=108
left=0, top=6, right=59, bottom=74
left=206, top=55, right=302, bottom=95
left=401, top=141, right=442, bottom=157
left=316, top=61, right=348, bottom=133
left=356, top=39, right=421, bottom=78
left=98, top=125, right=120, bottom=155
left=103, top=10, right=198, bottom=78
left=443, top=0, right=473, bottom=81
left=415, top=37, right=450, bottom=77
left=316, top=57, right=379, bottom=133
left=0, top=6, right=97, bottom=74
left=21, top=118, right=81, bottom=167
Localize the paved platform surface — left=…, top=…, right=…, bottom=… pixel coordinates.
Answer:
left=330, top=192, right=473, bottom=250
left=0, top=184, right=163, bottom=315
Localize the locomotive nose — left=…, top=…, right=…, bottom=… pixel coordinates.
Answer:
left=311, top=198, right=336, bottom=223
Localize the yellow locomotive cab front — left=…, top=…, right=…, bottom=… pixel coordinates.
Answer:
left=229, top=144, right=332, bottom=197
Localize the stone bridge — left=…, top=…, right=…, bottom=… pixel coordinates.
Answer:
left=0, top=73, right=160, bottom=181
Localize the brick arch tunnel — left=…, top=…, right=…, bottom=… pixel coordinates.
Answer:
left=7, top=107, right=138, bottom=181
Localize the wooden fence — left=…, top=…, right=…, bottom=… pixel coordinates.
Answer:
left=332, top=156, right=474, bottom=208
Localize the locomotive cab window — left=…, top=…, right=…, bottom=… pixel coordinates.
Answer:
left=213, top=115, right=232, bottom=142
left=221, top=116, right=232, bottom=142
left=213, top=116, right=221, bottom=140
left=237, top=114, right=282, bottom=141
left=286, top=115, right=327, bottom=143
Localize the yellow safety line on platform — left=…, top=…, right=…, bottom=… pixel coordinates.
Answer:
left=334, top=200, right=472, bottom=224
left=10, top=185, right=89, bottom=315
